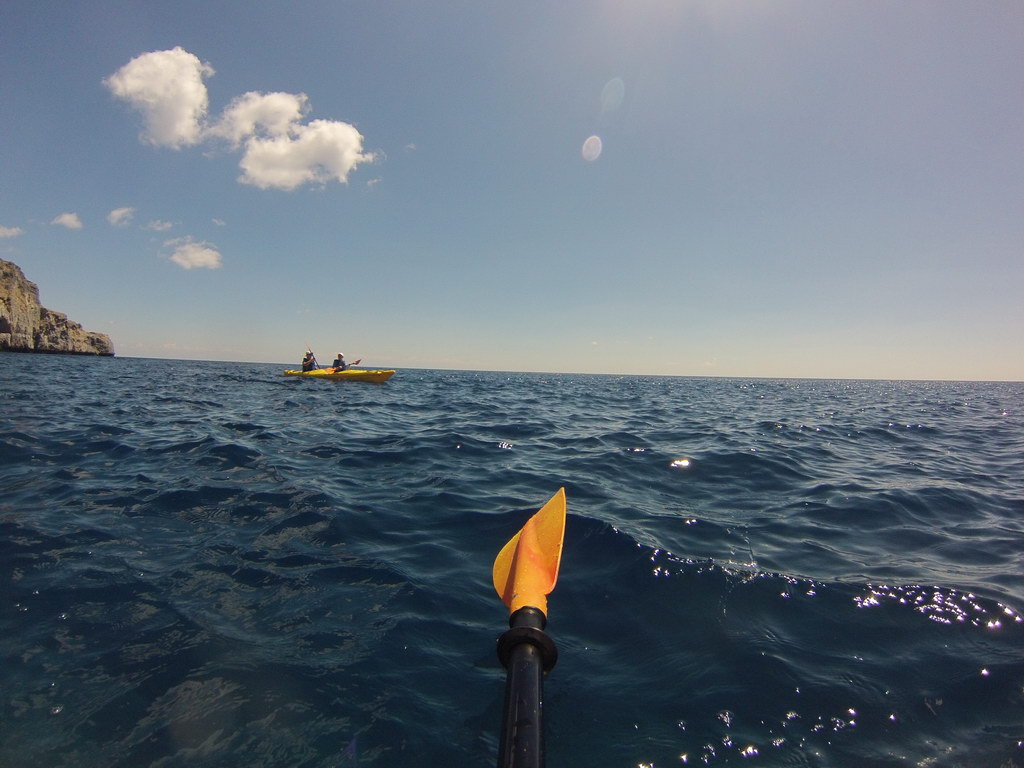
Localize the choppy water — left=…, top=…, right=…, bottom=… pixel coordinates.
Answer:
left=2, top=355, right=1022, bottom=767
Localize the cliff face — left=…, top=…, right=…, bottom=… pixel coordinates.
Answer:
left=0, top=259, right=115, bottom=356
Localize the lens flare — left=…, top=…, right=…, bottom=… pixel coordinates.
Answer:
left=581, top=135, right=602, bottom=162
left=601, top=77, right=625, bottom=113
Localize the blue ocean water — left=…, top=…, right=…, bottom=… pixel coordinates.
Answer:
left=1, top=355, right=1022, bottom=768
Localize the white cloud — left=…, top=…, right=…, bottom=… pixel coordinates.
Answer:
left=212, top=218, right=226, bottom=226
left=106, top=48, right=376, bottom=191
left=104, top=47, right=214, bottom=149
left=107, top=206, right=135, bottom=227
left=145, top=220, right=173, bottom=231
left=238, top=119, right=375, bottom=190
left=208, top=91, right=309, bottom=147
left=163, top=236, right=222, bottom=270
left=0, top=225, right=24, bottom=238
left=52, top=213, right=83, bottom=229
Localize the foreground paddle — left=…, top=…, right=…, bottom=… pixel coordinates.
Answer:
left=492, top=488, right=566, bottom=768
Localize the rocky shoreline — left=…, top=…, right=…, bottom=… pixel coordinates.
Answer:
left=0, top=258, right=114, bottom=356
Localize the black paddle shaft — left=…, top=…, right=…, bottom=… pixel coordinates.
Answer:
left=497, top=607, right=558, bottom=768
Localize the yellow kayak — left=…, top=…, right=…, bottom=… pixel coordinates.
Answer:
left=284, top=368, right=395, bottom=383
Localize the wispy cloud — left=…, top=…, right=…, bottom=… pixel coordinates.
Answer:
left=105, top=48, right=375, bottom=191
left=108, top=207, right=173, bottom=231
left=51, top=213, right=83, bottom=230
left=0, top=225, right=24, bottom=238
left=107, top=206, right=135, bottom=227
left=163, top=236, right=222, bottom=270
left=211, top=218, right=226, bottom=226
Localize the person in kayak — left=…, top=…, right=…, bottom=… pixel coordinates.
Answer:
left=301, top=350, right=317, bottom=371
left=331, top=352, right=348, bottom=371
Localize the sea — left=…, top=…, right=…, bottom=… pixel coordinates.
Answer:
left=1, top=355, right=1022, bottom=768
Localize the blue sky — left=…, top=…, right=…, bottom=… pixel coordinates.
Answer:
left=1, top=1, right=1021, bottom=380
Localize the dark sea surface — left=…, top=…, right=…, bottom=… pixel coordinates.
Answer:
left=2, top=355, right=1023, bottom=768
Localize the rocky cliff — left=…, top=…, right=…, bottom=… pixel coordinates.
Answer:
left=0, top=259, right=114, bottom=356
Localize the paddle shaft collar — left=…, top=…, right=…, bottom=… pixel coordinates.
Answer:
left=497, top=607, right=558, bottom=768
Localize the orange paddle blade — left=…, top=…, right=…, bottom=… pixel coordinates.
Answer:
left=492, top=488, right=566, bottom=615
